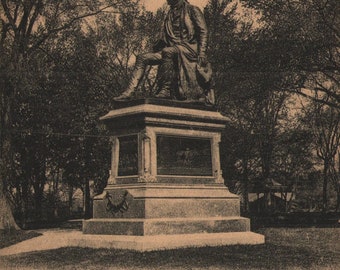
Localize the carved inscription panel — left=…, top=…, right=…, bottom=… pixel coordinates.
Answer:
left=157, top=135, right=212, bottom=176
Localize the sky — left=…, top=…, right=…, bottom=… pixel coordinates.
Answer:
left=142, top=0, right=208, bottom=11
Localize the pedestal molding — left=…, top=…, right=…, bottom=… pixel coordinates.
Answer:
left=100, top=104, right=229, bottom=123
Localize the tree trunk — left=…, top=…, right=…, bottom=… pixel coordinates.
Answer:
left=322, top=159, right=329, bottom=212
left=242, top=159, right=249, bottom=214
left=0, top=140, right=20, bottom=230
left=33, top=184, right=44, bottom=220
left=53, top=174, right=59, bottom=219
left=337, top=154, right=340, bottom=212
left=0, top=192, right=19, bottom=231
left=336, top=186, right=340, bottom=212
left=84, top=180, right=92, bottom=219
left=68, top=184, right=73, bottom=216
left=84, top=179, right=91, bottom=219
left=0, top=89, right=20, bottom=231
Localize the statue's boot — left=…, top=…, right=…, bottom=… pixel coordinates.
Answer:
left=155, top=86, right=170, bottom=98
left=154, top=59, right=174, bottom=99
left=114, top=68, right=144, bottom=101
left=155, top=80, right=172, bottom=99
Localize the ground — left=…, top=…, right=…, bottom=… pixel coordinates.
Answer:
left=0, top=227, right=339, bottom=269
left=0, top=230, right=42, bottom=249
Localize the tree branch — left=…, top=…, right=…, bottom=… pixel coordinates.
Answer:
left=1, top=0, right=17, bottom=29
left=0, top=19, right=9, bottom=51
left=28, top=5, right=119, bottom=55
left=289, top=88, right=340, bottom=109
left=26, top=0, right=43, bottom=38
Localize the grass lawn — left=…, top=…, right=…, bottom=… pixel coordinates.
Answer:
left=0, top=227, right=339, bottom=270
left=0, top=230, right=42, bottom=249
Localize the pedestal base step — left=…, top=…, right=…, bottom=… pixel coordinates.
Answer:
left=76, top=232, right=264, bottom=251
left=83, top=217, right=250, bottom=236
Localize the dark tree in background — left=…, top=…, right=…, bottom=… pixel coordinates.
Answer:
left=0, top=0, right=138, bottom=230
left=205, top=0, right=339, bottom=213
left=302, top=103, right=340, bottom=211
left=240, top=0, right=339, bottom=108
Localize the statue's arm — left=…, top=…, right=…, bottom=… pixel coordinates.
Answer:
left=153, top=39, right=167, bottom=52
left=191, top=6, right=208, bottom=60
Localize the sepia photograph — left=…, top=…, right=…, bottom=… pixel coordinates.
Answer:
left=0, top=0, right=339, bottom=269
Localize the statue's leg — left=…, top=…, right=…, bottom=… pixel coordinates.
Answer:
left=155, top=47, right=179, bottom=99
left=114, top=52, right=162, bottom=101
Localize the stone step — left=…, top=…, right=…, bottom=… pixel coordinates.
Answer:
left=83, top=216, right=250, bottom=236
left=77, top=231, right=265, bottom=251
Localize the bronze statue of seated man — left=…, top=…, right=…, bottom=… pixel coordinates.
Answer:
left=114, top=0, right=214, bottom=105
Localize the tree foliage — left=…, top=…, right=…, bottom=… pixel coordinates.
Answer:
left=0, top=0, right=138, bottom=229
left=204, top=0, right=331, bottom=212
left=302, top=102, right=340, bottom=210
left=240, top=0, right=340, bottom=108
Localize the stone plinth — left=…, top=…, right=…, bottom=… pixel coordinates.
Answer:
left=83, top=99, right=264, bottom=250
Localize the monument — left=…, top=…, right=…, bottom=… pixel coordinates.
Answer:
left=83, top=0, right=264, bottom=251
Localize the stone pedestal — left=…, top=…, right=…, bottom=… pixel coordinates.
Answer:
left=83, top=99, right=264, bottom=250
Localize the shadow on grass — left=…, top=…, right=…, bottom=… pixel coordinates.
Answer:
left=1, top=243, right=338, bottom=270
left=1, top=228, right=339, bottom=270
left=0, top=230, right=42, bottom=249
